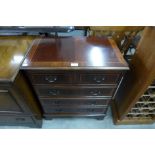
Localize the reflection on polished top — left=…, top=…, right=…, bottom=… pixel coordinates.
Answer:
left=22, top=37, right=129, bottom=70
left=0, top=36, right=35, bottom=81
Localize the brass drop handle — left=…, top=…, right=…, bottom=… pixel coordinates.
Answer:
left=90, top=90, right=101, bottom=96
left=49, top=90, right=59, bottom=95
left=45, top=76, right=57, bottom=83
left=93, top=76, right=105, bottom=83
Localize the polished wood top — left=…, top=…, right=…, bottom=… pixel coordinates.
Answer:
left=22, top=37, right=129, bottom=70
left=0, top=36, right=35, bottom=82
left=90, top=26, right=144, bottom=31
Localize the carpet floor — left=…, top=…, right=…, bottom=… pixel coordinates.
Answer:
left=0, top=108, right=155, bottom=129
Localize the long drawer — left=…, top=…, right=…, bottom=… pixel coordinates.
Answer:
left=26, top=70, right=121, bottom=85
left=44, top=113, right=106, bottom=119
left=43, top=107, right=108, bottom=114
left=40, top=98, right=111, bottom=108
left=35, top=86, right=115, bottom=98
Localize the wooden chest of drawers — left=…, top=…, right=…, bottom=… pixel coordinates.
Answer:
left=21, top=36, right=129, bottom=119
left=0, top=36, right=42, bottom=128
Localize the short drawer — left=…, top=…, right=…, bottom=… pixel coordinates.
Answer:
left=79, top=72, right=121, bottom=85
left=35, top=86, right=115, bottom=97
left=40, top=98, right=110, bottom=108
left=43, top=107, right=107, bottom=114
left=26, top=71, right=73, bottom=84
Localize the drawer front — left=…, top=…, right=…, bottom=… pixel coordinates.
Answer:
left=0, top=115, right=34, bottom=124
left=35, top=86, right=115, bottom=97
left=79, top=72, right=121, bottom=85
left=40, top=98, right=110, bottom=108
left=26, top=70, right=122, bottom=85
left=27, top=72, right=73, bottom=84
left=43, top=107, right=107, bottom=114
left=0, top=90, right=23, bottom=114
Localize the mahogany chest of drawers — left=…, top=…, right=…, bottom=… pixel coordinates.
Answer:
left=21, top=36, right=129, bottom=119
left=0, top=36, right=42, bottom=127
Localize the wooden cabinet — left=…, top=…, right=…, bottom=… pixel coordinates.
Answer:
left=112, top=27, right=155, bottom=124
left=0, top=90, right=23, bottom=113
left=0, top=36, right=42, bottom=128
left=0, top=115, right=37, bottom=125
left=22, top=36, right=129, bottom=119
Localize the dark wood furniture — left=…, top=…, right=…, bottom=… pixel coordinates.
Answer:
left=21, top=36, right=129, bottom=119
left=112, top=27, right=155, bottom=124
left=0, top=36, right=42, bottom=127
left=90, top=26, right=144, bottom=62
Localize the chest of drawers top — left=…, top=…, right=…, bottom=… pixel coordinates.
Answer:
left=0, top=36, right=35, bottom=82
left=21, top=36, right=129, bottom=70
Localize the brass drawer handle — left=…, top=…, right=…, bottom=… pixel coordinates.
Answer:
left=45, top=76, right=57, bottom=83
left=90, top=90, right=101, bottom=96
left=93, top=76, right=105, bottom=83
left=49, top=90, right=59, bottom=96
